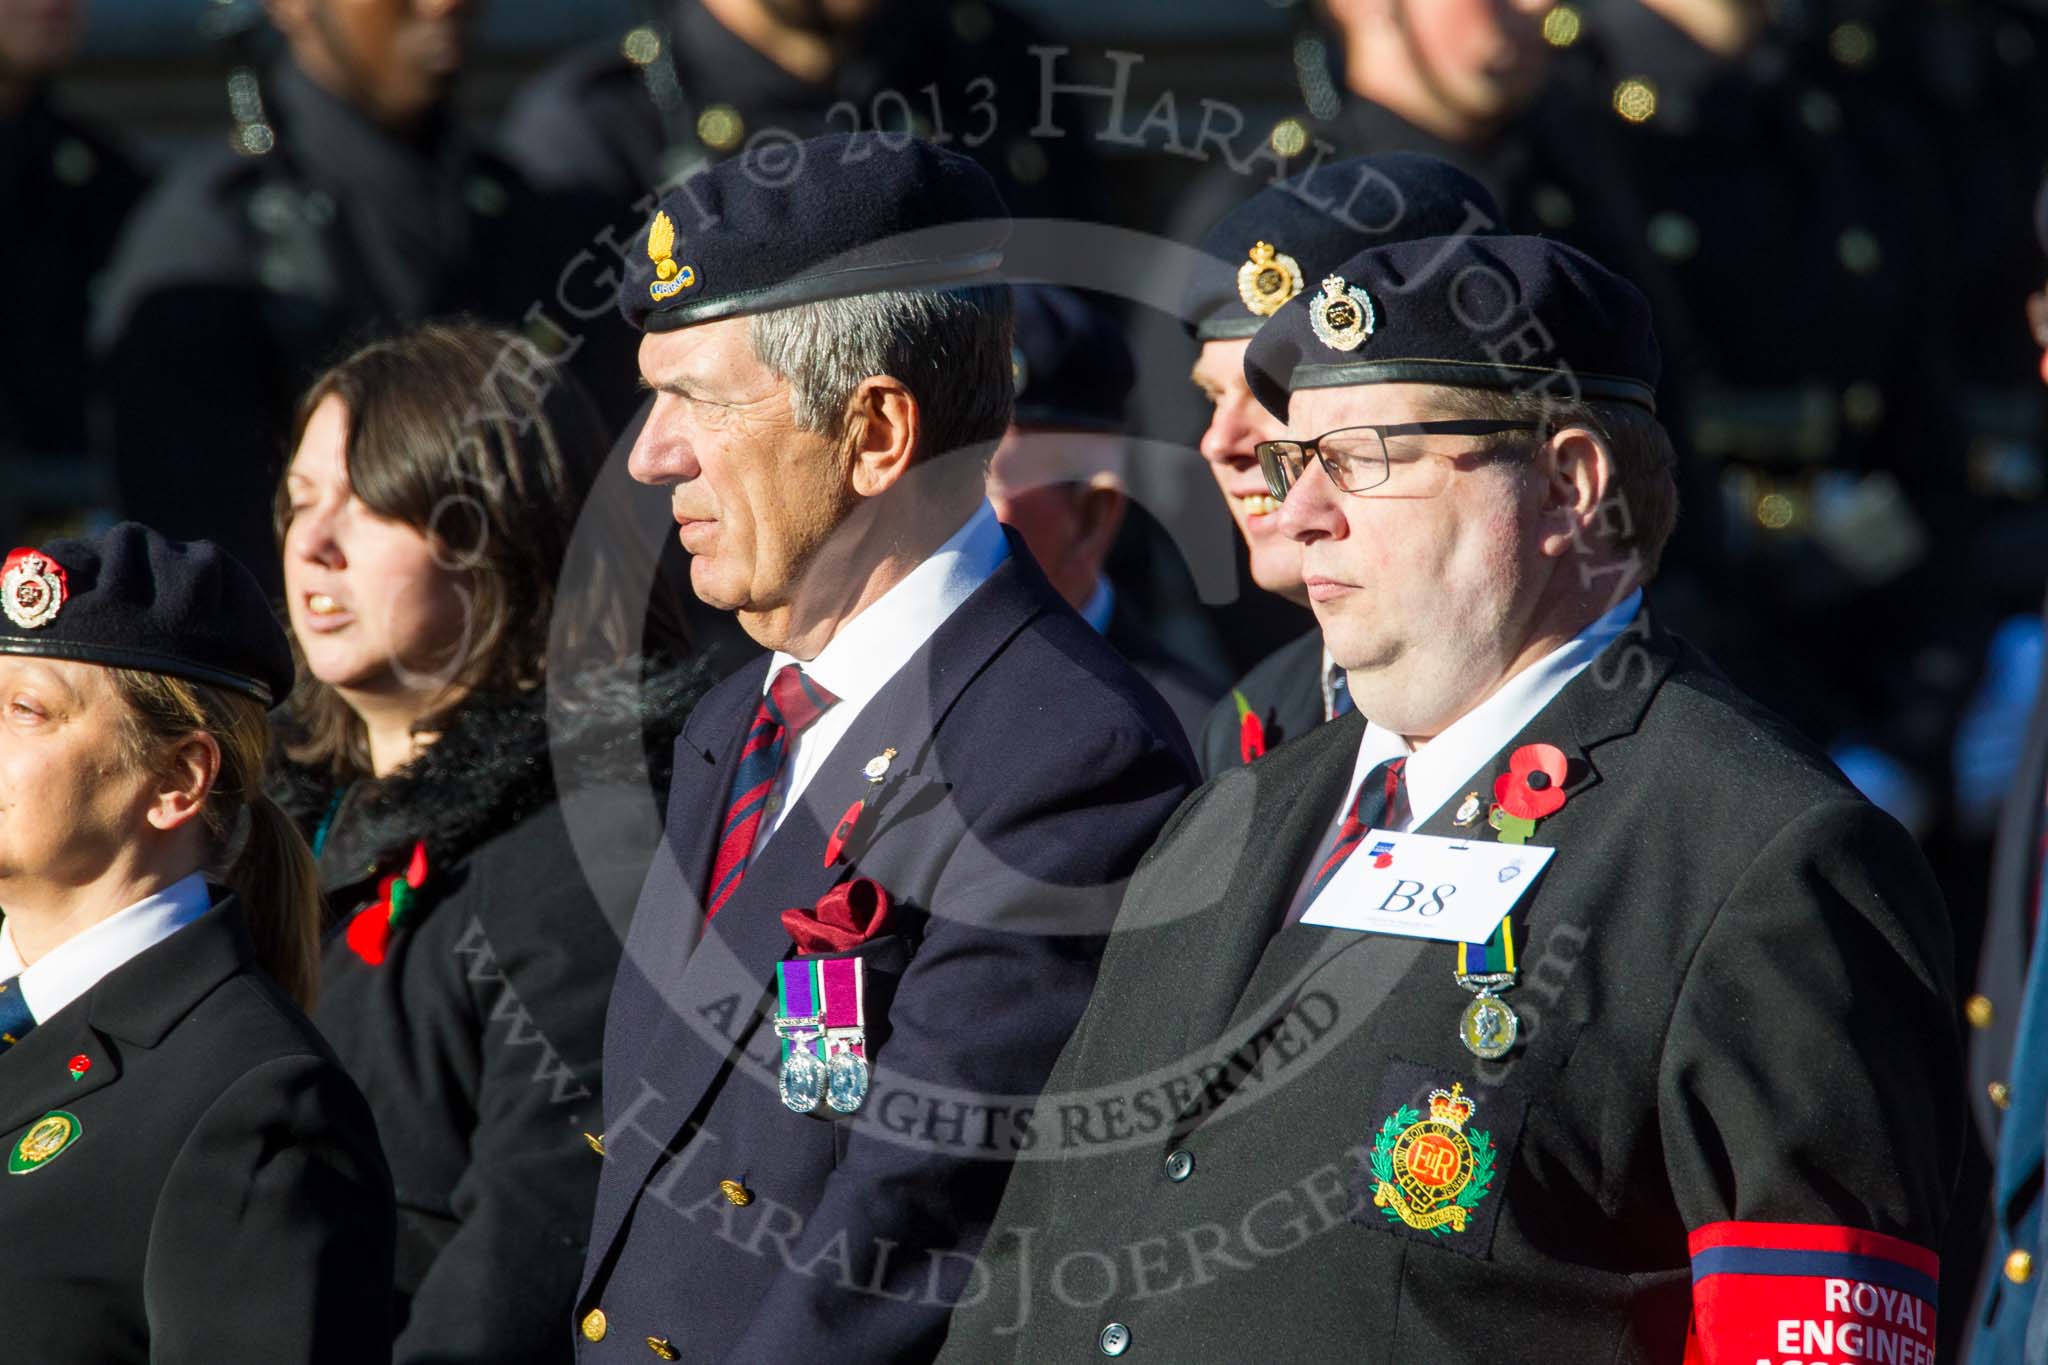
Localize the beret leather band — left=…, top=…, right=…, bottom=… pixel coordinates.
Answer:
left=1285, top=358, right=1658, bottom=413
left=1195, top=313, right=1267, bottom=342
left=0, top=636, right=277, bottom=706
left=639, top=245, right=1006, bottom=333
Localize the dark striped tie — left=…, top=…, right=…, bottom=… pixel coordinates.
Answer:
left=0, top=975, right=35, bottom=1053
left=1301, top=757, right=1409, bottom=910
left=704, top=665, right=839, bottom=921
left=1328, top=664, right=1355, bottom=719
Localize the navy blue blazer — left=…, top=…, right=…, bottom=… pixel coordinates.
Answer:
left=574, top=537, right=1195, bottom=1363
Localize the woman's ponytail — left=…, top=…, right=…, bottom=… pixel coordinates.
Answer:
left=112, top=670, right=323, bottom=1011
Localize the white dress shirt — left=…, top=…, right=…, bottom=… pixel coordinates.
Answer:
left=1286, top=591, right=1643, bottom=923
left=0, top=873, right=214, bottom=1025
left=758, top=500, right=1010, bottom=842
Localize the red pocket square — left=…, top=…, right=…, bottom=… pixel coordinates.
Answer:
left=781, top=878, right=893, bottom=954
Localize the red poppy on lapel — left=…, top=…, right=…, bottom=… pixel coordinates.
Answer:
left=67, top=1054, right=90, bottom=1080
left=345, top=840, right=431, bottom=966
left=825, top=799, right=864, bottom=868
left=1233, top=690, right=1267, bottom=763
left=782, top=878, right=893, bottom=955
left=1492, top=743, right=1569, bottom=821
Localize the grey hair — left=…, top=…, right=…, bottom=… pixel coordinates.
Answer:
left=747, top=284, right=1015, bottom=462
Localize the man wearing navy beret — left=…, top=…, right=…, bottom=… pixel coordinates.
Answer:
left=575, top=133, right=1194, bottom=1363
left=1179, top=153, right=1501, bottom=778
left=942, top=233, right=1960, bottom=1361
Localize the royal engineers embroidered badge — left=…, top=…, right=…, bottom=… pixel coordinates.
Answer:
left=1371, top=1083, right=1495, bottom=1234
left=1353, top=1061, right=1528, bottom=1257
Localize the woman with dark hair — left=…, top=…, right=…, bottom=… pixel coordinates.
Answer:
left=0, top=523, right=395, bottom=1363
left=271, top=320, right=701, bottom=1363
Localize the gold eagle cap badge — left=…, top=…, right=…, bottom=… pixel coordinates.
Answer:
left=1237, top=240, right=1304, bottom=316
left=1309, top=274, right=1376, bottom=352
left=646, top=210, right=697, bottom=301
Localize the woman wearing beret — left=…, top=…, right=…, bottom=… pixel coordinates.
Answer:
left=271, top=321, right=703, bottom=1363
left=0, top=523, right=396, bottom=1364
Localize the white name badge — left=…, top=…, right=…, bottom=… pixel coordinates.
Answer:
left=1299, top=829, right=1555, bottom=943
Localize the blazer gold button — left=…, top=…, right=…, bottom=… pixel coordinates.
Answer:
left=1966, top=994, right=1994, bottom=1030
left=720, top=1179, right=753, bottom=1206
left=646, top=1337, right=680, bottom=1359
left=585, top=1132, right=606, bottom=1156
left=2007, top=1249, right=2034, bottom=1284
left=581, top=1308, right=609, bottom=1342
left=1990, top=1081, right=2012, bottom=1111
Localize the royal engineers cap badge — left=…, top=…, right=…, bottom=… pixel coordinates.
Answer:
left=1309, top=274, right=1376, bottom=352
left=2, top=549, right=67, bottom=630
left=646, top=210, right=698, bottom=302
left=1237, top=240, right=1305, bottom=317
left=1369, top=1084, right=1496, bottom=1236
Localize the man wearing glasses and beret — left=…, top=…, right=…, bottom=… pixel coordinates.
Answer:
left=943, top=232, right=1960, bottom=1362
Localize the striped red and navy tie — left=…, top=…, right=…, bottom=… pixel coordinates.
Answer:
left=704, top=664, right=839, bottom=921
left=1301, top=756, right=1409, bottom=911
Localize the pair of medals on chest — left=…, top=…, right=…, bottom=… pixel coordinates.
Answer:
left=772, top=747, right=896, bottom=1117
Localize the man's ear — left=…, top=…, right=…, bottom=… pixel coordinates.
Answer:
left=1070, top=480, right=1128, bottom=575
left=145, top=733, right=221, bottom=835
left=845, top=376, right=921, bottom=498
left=1534, top=424, right=1616, bottom=561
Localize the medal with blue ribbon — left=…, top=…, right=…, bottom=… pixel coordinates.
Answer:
left=775, top=956, right=870, bottom=1115
left=1455, top=916, right=1518, bottom=1060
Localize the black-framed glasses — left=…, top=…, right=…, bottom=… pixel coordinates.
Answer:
left=1254, top=420, right=1541, bottom=500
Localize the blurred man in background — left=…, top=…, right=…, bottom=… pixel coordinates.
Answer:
left=1962, top=173, right=2048, bottom=1365
left=91, top=0, right=611, bottom=593
left=500, top=0, right=1102, bottom=221
left=0, top=0, right=146, bottom=545
left=988, top=285, right=1219, bottom=742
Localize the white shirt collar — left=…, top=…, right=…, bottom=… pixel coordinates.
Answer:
left=1346, top=590, right=1643, bottom=828
left=0, top=874, right=214, bottom=1025
left=1079, top=577, right=1115, bottom=635
left=757, top=501, right=1010, bottom=842
left=767, top=500, right=1010, bottom=710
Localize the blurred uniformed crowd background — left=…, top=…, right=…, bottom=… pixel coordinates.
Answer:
left=7, top=0, right=2047, bottom=1339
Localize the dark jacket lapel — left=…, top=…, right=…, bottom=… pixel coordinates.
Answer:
left=1219, top=609, right=1678, bottom=1042
left=0, top=897, right=252, bottom=1138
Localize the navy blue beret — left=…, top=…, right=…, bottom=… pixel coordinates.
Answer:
left=0, top=523, right=293, bottom=705
left=1186, top=153, right=1504, bottom=341
left=618, top=132, right=1010, bottom=332
left=1010, top=286, right=1134, bottom=432
left=1244, top=233, right=1661, bottom=421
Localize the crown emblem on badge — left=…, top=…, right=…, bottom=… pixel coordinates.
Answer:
left=1309, top=274, right=1375, bottom=352
left=2, top=549, right=67, bottom=630
left=1370, top=1080, right=1496, bottom=1236
left=1237, top=240, right=1304, bottom=316
left=1427, top=1084, right=1475, bottom=1129
left=646, top=210, right=697, bottom=301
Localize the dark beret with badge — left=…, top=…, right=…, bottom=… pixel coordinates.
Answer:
left=1243, top=232, right=1662, bottom=422
left=1185, top=152, right=1504, bottom=341
left=618, top=132, right=1011, bottom=333
left=1009, top=285, right=1135, bottom=432
left=0, top=522, right=294, bottom=706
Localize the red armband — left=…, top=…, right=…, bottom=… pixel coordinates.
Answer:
left=1684, top=1221, right=1937, bottom=1365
